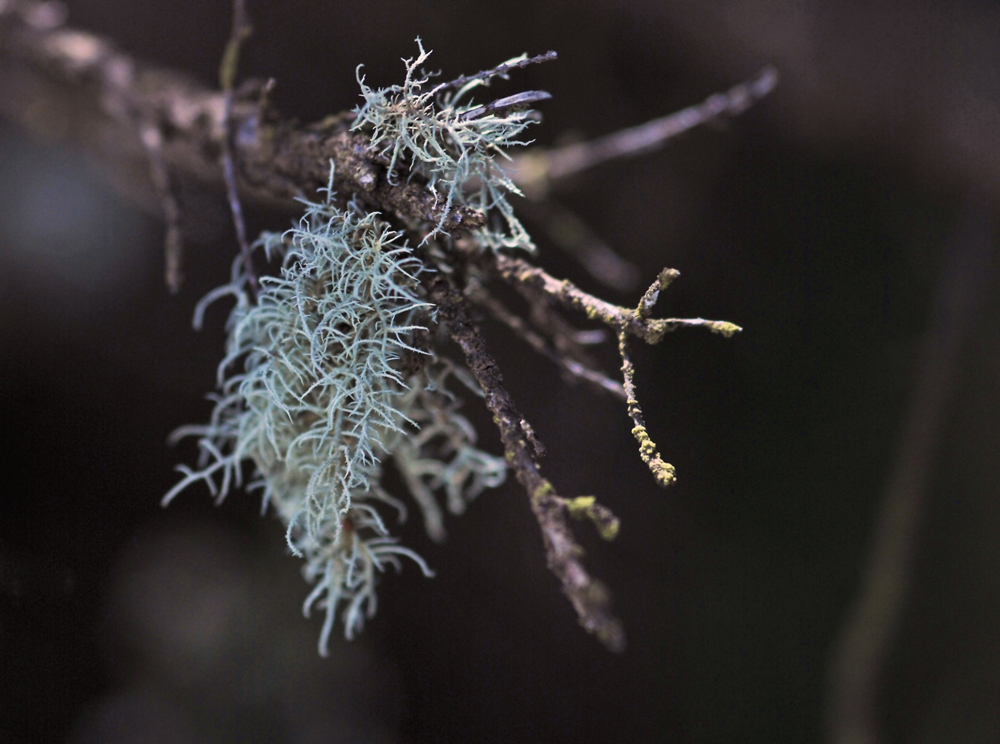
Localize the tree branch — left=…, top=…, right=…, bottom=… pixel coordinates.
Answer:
left=428, top=274, right=626, bottom=652
left=0, top=0, right=486, bottom=230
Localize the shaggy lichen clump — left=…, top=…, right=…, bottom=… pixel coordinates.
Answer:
left=166, top=177, right=506, bottom=654
left=353, top=38, right=537, bottom=250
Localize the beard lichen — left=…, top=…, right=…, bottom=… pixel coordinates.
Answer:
left=166, top=170, right=507, bottom=655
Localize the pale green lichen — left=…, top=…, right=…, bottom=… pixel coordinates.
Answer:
left=352, top=38, right=537, bottom=251
left=166, top=170, right=507, bottom=655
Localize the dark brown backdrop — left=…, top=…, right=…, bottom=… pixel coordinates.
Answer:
left=2, top=1, right=999, bottom=742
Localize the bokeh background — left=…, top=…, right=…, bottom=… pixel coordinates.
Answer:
left=3, top=1, right=1000, bottom=742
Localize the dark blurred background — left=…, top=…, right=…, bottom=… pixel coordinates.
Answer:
left=2, top=1, right=1000, bottom=742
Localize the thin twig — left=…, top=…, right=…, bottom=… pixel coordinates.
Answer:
left=2, top=0, right=186, bottom=292
left=138, top=120, right=184, bottom=293
left=618, top=330, right=675, bottom=487
left=219, top=0, right=258, bottom=298
left=468, top=284, right=626, bottom=400
left=430, top=50, right=558, bottom=96
left=508, top=65, right=778, bottom=195
left=457, top=90, right=551, bottom=122
left=495, top=255, right=742, bottom=343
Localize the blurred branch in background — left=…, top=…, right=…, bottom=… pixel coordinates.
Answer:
left=507, top=65, right=777, bottom=196
left=826, top=194, right=994, bottom=744
left=616, top=0, right=1000, bottom=204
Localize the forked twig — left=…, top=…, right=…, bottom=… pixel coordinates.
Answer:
left=495, top=255, right=741, bottom=344
left=493, top=254, right=740, bottom=485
